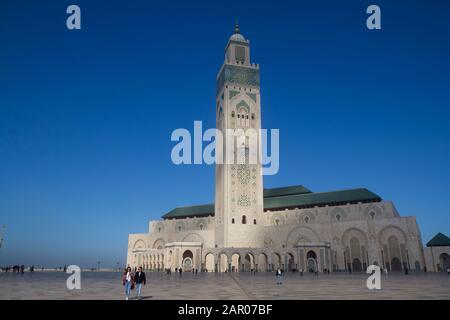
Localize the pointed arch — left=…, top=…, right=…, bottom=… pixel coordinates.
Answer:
left=285, top=226, right=320, bottom=248
left=236, top=100, right=250, bottom=113
left=181, top=233, right=204, bottom=243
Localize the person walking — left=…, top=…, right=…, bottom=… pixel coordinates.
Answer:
left=275, top=268, right=283, bottom=285
left=122, top=267, right=134, bottom=300
left=134, top=267, right=146, bottom=300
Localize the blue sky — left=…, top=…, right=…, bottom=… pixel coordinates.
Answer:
left=0, top=0, right=449, bottom=268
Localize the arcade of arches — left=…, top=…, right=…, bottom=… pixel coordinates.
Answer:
left=129, top=226, right=438, bottom=273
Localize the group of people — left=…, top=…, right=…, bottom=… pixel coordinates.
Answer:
left=0, top=265, right=69, bottom=273
left=1, top=265, right=27, bottom=273
left=122, top=266, right=147, bottom=300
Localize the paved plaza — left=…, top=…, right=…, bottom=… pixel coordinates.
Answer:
left=0, top=271, right=449, bottom=300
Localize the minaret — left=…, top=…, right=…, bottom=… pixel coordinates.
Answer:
left=214, top=23, right=264, bottom=248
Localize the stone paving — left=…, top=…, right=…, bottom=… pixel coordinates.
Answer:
left=0, top=271, right=449, bottom=300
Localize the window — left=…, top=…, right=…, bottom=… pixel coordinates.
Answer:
left=369, top=211, right=375, bottom=219
left=231, top=111, right=235, bottom=118
left=253, top=219, right=257, bottom=225
left=336, top=214, right=341, bottom=222
left=251, top=113, right=255, bottom=120
left=158, top=227, right=161, bottom=233
left=200, top=224, right=204, bottom=230
left=304, top=216, right=310, bottom=224
left=242, top=215, right=247, bottom=224
left=275, top=219, right=280, bottom=226
left=178, top=226, right=182, bottom=231
left=235, top=46, right=246, bottom=63
left=237, top=114, right=240, bottom=118
left=232, top=218, right=235, bottom=224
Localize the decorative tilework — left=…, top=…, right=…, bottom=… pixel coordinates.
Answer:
left=217, top=65, right=260, bottom=94
left=229, top=90, right=240, bottom=99
left=246, top=93, right=257, bottom=102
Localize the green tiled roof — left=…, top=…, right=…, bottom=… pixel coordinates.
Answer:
left=162, top=186, right=381, bottom=219
left=263, top=185, right=311, bottom=198
left=426, top=232, right=450, bottom=247
left=162, top=204, right=214, bottom=219
left=264, top=188, right=380, bottom=210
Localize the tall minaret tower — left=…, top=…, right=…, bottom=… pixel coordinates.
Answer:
left=214, top=23, right=264, bottom=248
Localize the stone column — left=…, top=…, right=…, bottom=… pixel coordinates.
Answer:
left=320, top=248, right=325, bottom=272
left=299, top=248, right=305, bottom=271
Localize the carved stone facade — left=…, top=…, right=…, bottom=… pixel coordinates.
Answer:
left=128, top=200, right=427, bottom=273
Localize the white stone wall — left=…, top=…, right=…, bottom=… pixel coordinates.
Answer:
left=424, top=246, right=450, bottom=272
left=127, top=200, right=429, bottom=272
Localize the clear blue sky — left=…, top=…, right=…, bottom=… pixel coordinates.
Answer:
left=0, top=0, right=449, bottom=268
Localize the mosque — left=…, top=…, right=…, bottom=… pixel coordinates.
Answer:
left=127, top=24, right=450, bottom=273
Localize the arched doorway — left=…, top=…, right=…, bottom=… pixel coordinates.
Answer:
left=231, top=253, right=240, bottom=272
left=439, top=253, right=450, bottom=272
left=287, top=253, right=295, bottom=272
left=182, top=250, right=194, bottom=272
left=272, top=253, right=282, bottom=270
left=306, top=250, right=317, bottom=272
left=244, top=253, right=255, bottom=272
left=391, top=257, right=402, bottom=271
left=258, top=253, right=268, bottom=272
left=352, top=258, right=362, bottom=272
left=387, top=235, right=402, bottom=272
left=414, top=261, right=421, bottom=272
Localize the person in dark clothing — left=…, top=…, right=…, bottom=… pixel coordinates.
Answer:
left=134, top=267, right=146, bottom=300
left=179, top=268, right=182, bottom=277
left=275, top=268, right=283, bottom=285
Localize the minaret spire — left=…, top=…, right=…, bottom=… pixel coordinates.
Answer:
left=234, top=19, right=240, bottom=34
